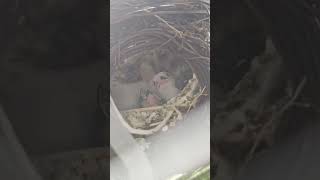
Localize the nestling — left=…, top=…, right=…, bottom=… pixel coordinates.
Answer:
left=139, top=61, right=156, bottom=82
left=110, top=79, right=149, bottom=110
left=152, top=72, right=180, bottom=101
left=139, top=89, right=161, bottom=107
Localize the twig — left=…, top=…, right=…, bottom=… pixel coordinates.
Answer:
left=186, top=56, right=210, bottom=61
left=187, top=86, right=206, bottom=113
left=245, top=76, right=307, bottom=163
left=191, top=17, right=210, bottom=25
left=143, top=9, right=184, bottom=38
left=183, top=41, right=203, bottom=57
left=121, top=104, right=173, bottom=113
left=119, top=109, right=174, bottom=135
left=173, top=106, right=183, bottom=120
left=157, top=33, right=178, bottom=49
left=277, top=77, right=307, bottom=114
left=149, top=121, right=161, bottom=127
left=146, top=112, right=157, bottom=124
left=118, top=40, right=121, bottom=64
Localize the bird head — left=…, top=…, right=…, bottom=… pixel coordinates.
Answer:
left=152, top=72, right=179, bottom=101
left=152, top=72, right=174, bottom=89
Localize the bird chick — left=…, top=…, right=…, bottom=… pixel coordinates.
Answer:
left=152, top=72, right=180, bottom=101
left=138, top=50, right=161, bottom=82
left=140, top=89, right=161, bottom=107
left=139, top=62, right=156, bottom=82
left=111, top=55, right=158, bottom=110
left=110, top=79, right=149, bottom=110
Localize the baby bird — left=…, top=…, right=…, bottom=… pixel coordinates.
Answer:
left=110, top=79, right=149, bottom=110
left=139, top=62, right=156, bottom=82
left=140, top=89, right=161, bottom=107
left=152, top=72, right=180, bottom=101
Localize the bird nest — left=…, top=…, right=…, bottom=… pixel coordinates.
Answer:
left=110, top=0, right=210, bottom=93
left=106, top=0, right=210, bottom=136
left=120, top=74, right=206, bottom=135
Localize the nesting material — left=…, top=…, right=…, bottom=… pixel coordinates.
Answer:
left=108, top=0, right=210, bottom=135
left=120, top=74, right=206, bottom=135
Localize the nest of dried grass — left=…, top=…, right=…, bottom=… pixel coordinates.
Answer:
left=119, top=74, right=206, bottom=135
left=104, top=0, right=210, bottom=136
left=110, top=0, right=210, bottom=101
